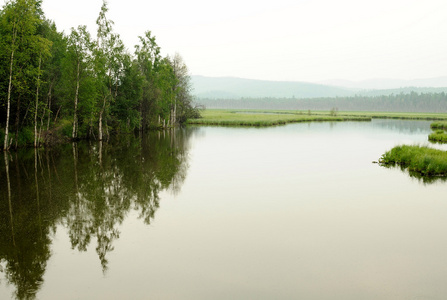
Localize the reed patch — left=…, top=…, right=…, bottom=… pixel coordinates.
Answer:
left=380, top=145, right=447, bottom=176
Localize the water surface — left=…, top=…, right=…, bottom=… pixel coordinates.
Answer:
left=1, top=120, right=447, bottom=299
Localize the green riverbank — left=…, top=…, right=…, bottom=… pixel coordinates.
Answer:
left=187, top=109, right=447, bottom=127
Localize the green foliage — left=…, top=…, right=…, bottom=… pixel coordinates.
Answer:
left=16, top=127, right=34, bottom=145
left=380, top=145, right=447, bottom=176
left=0, top=0, right=53, bottom=149
left=60, top=119, right=73, bottom=138
left=1, top=0, right=197, bottom=148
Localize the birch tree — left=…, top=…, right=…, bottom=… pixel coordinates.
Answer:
left=95, top=0, right=124, bottom=140
left=168, top=53, right=198, bottom=124
left=65, top=26, right=93, bottom=140
left=1, top=0, right=41, bottom=150
left=134, top=31, right=161, bottom=130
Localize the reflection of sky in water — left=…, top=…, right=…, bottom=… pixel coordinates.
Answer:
left=2, top=120, right=447, bottom=300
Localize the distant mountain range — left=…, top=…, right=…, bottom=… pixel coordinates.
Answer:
left=191, top=75, right=447, bottom=99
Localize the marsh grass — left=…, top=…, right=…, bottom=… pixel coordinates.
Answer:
left=188, top=109, right=447, bottom=127
left=380, top=145, right=447, bottom=176
left=428, top=121, right=447, bottom=144
left=339, top=111, right=447, bottom=120
left=430, top=121, right=447, bottom=130
left=187, top=109, right=371, bottom=126
left=429, top=130, right=447, bottom=143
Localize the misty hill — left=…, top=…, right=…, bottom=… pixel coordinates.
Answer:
left=191, top=76, right=447, bottom=113
left=191, top=76, right=355, bottom=99
left=191, top=75, right=447, bottom=100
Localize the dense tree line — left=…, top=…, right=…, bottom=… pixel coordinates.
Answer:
left=197, top=91, right=447, bottom=113
left=0, top=0, right=199, bottom=150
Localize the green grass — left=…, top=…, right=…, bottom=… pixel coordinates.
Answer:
left=337, top=111, right=447, bottom=120
left=430, top=121, right=447, bottom=130
left=380, top=145, right=447, bottom=176
left=428, top=122, right=447, bottom=144
left=429, top=130, right=447, bottom=143
left=188, top=109, right=447, bottom=127
left=187, top=109, right=371, bottom=126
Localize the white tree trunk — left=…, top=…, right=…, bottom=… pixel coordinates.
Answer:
left=99, top=95, right=106, bottom=141
left=4, top=41, right=15, bottom=151
left=98, top=111, right=103, bottom=141
left=72, top=59, right=80, bottom=139
left=34, top=55, right=42, bottom=148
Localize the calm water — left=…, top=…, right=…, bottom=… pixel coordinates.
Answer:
left=1, top=120, right=447, bottom=300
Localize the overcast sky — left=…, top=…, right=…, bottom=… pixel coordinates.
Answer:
left=5, top=0, right=447, bottom=82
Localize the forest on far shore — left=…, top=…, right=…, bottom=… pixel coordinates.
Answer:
left=197, top=91, right=447, bottom=113
left=0, top=0, right=200, bottom=151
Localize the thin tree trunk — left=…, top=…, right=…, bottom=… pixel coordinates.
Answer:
left=4, top=31, right=16, bottom=151
left=34, top=55, right=42, bottom=148
left=14, top=94, right=21, bottom=150
left=98, top=95, right=107, bottom=141
left=173, top=98, right=177, bottom=127
left=72, top=59, right=80, bottom=139
left=98, top=140, right=103, bottom=165
left=22, top=100, right=31, bottom=127
left=98, top=110, right=103, bottom=141
left=46, top=80, right=53, bottom=131
left=38, top=103, right=46, bottom=146
left=54, top=105, right=61, bottom=124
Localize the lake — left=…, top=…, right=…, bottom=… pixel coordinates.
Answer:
left=1, top=119, right=447, bottom=300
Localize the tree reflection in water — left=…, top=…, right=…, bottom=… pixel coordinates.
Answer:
left=0, top=128, right=195, bottom=299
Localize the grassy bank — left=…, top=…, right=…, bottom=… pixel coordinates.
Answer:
left=187, top=110, right=371, bottom=126
left=338, top=111, right=447, bottom=120
left=380, top=145, right=447, bottom=176
left=187, top=109, right=447, bottom=127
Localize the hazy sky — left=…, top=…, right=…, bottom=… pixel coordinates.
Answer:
left=5, top=0, right=447, bottom=82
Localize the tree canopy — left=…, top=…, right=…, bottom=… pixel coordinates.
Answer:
left=0, top=0, right=200, bottom=150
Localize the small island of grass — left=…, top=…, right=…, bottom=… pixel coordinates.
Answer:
left=429, top=130, right=447, bottom=143
left=430, top=121, right=447, bottom=130
left=380, top=145, right=447, bottom=176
